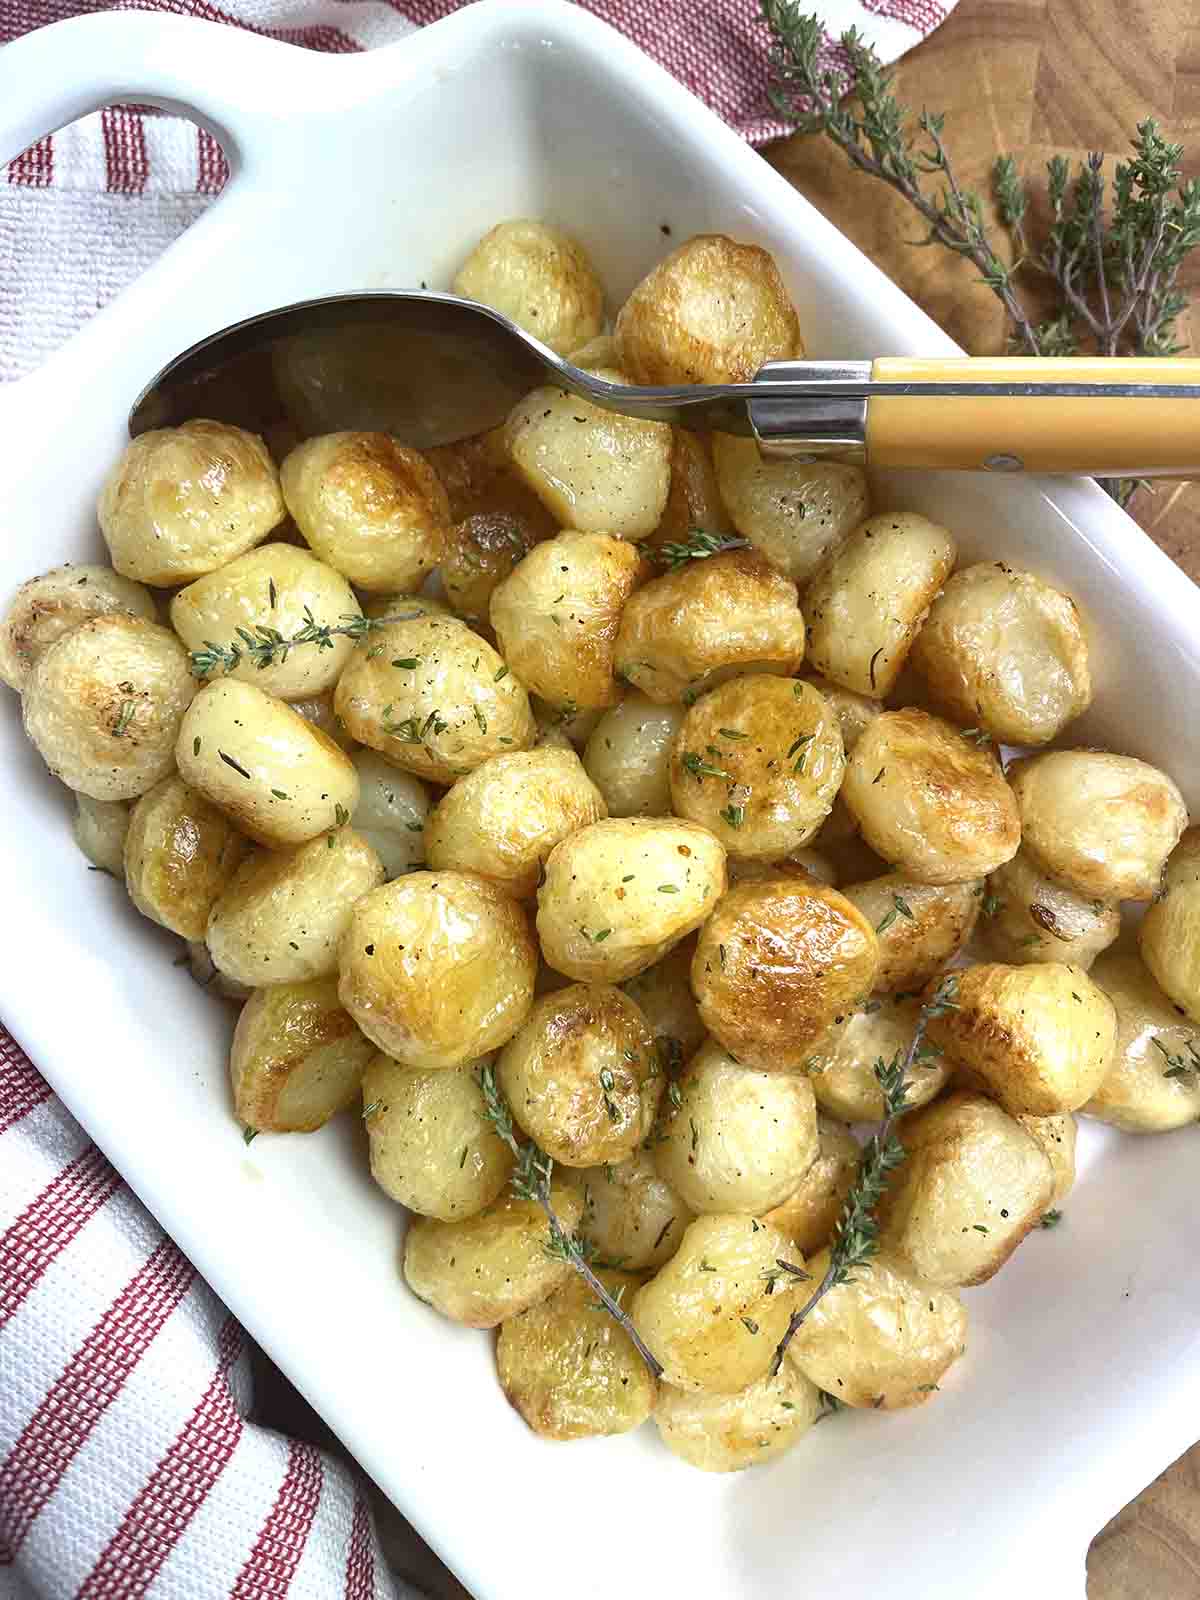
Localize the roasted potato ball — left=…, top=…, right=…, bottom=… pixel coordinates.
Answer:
left=692, top=878, right=878, bottom=1070
left=1085, top=949, right=1200, bottom=1131
left=490, top=531, right=646, bottom=712
left=0, top=564, right=156, bottom=691
left=583, top=695, right=684, bottom=818
left=361, top=1054, right=513, bottom=1218
left=349, top=750, right=430, bottom=879
left=177, top=679, right=359, bottom=847
left=1137, top=825, right=1200, bottom=1024
left=806, top=994, right=952, bottom=1122
left=425, top=747, right=606, bottom=897
left=23, top=615, right=195, bottom=801
left=169, top=544, right=360, bottom=701
left=839, top=875, right=981, bottom=991
left=712, top=437, right=869, bottom=585
left=1015, top=1112, right=1076, bottom=1205
left=452, top=219, right=604, bottom=356
left=1009, top=750, right=1187, bottom=902
left=72, top=794, right=130, bottom=876
left=645, top=429, right=733, bottom=552
left=880, top=1090, right=1054, bottom=1286
left=654, top=1363, right=821, bottom=1473
left=669, top=676, right=843, bottom=861
left=229, top=977, right=375, bottom=1133
left=841, top=709, right=1020, bottom=885
left=763, top=1114, right=860, bottom=1256
left=982, top=847, right=1119, bottom=970
left=620, top=936, right=706, bottom=1064
left=614, top=234, right=800, bottom=385
left=800, top=673, right=882, bottom=753
left=573, top=1150, right=694, bottom=1270
left=124, top=774, right=248, bottom=940
left=536, top=817, right=726, bottom=982
left=338, top=871, right=537, bottom=1068
left=441, top=505, right=556, bottom=626
left=652, top=1039, right=818, bottom=1214
left=911, top=562, right=1092, bottom=744
left=496, top=1269, right=656, bottom=1440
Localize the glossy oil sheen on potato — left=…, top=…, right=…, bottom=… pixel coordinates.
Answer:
left=839, top=874, right=981, bottom=991
left=230, top=976, right=376, bottom=1133
left=0, top=563, right=155, bottom=691
left=452, top=219, right=605, bottom=356
left=124, top=773, right=248, bottom=940
left=982, top=847, right=1120, bottom=970
left=654, top=1363, right=821, bottom=1473
left=573, top=1150, right=693, bottom=1270
left=712, top=436, right=869, bottom=585
left=583, top=695, right=684, bottom=818
left=1086, top=948, right=1200, bottom=1131
left=1137, top=826, right=1200, bottom=1022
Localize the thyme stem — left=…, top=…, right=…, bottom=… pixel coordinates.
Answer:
left=189, top=608, right=423, bottom=679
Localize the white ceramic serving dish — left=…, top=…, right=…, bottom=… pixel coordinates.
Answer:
left=1, top=7, right=1199, bottom=1596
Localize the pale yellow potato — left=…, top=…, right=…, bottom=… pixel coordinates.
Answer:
left=124, top=774, right=248, bottom=940
left=290, top=690, right=358, bottom=752
left=645, top=429, right=733, bottom=553
left=880, top=1091, right=1054, bottom=1286
left=669, top=677, right=843, bottom=862
left=333, top=614, right=536, bottom=785
left=338, top=871, right=537, bottom=1067
left=613, top=550, right=806, bottom=705
left=361, top=1054, right=513, bottom=1218
left=23, top=615, right=195, bottom=801
left=806, top=994, right=952, bottom=1122
left=787, top=1248, right=967, bottom=1409
left=536, top=817, right=726, bottom=983
left=1085, top=949, right=1200, bottom=1131
left=532, top=696, right=607, bottom=751
left=505, top=372, right=672, bottom=539
left=169, top=544, right=359, bottom=700
left=490, top=531, right=646, bottom=712
left=1009, top=750, right=1187, bottom=902
left=614, top=234, right=799, bottom=385
left=496, top=1270, right=656, bottom=1440
left=620, top=936, right=706, bottom=1064
left=72, top=795, right=130, bottom=876
left=425, top=748, right=606, bottom=897
left=177, top=679, right=359, bottom=847
left=630, top=1214, right=804, bottom=1393
left=1139, top=826, right=1200, bottom=1022
left=98, top=420, right=283, bottom=585
left=839, top=875, right=981, bottom=991
left=911, top=562, right=1093, bottom=744
left=982, top=847, right=1119, bottom=969
left=1015, top=1112, right=1077, bottom=1204
left=763, top=1115, right=860, bottom=1256
left=712, top=436, right=869, bottom=585
left=441, top=505, right=557, bottom=626
left=654, top=1363, right=821, bottom=1473
left=800, top=673, right=882, bottom=753
left=230, top=976, right=375, bottom=1133
left=573, top=1150, right=694, bottom=1270
left=842, top=709, right=1020, bottom=885
left=653, top=1039, right=818, bottom=1214
left=349, top=750, right=430, bottom=880
left=0, top=564, right=156, bottom=691
left=927, top=962, right=1116, bottom=1115
left=403, top=1178, right=583, bottom=1328
left=583, top=695, right=684, bottom=817
left=453, top=219, right=604, bottom=356
left=187, top=940, right=252, bottom=1002
left=281, top=432, right=449, bottom=592
left=692, top=878, right=878, bottom=1070
left=804, top=513, right=956, bottom=699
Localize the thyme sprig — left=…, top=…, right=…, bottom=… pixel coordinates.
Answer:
left=189, top=608, right=422, bottom=679
left=1152, top=1036, right=1200, bottom=1080
left=656, top=529, right=751, bottom=569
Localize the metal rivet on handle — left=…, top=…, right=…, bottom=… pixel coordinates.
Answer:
left=983, top=453, right=1024, bottom=472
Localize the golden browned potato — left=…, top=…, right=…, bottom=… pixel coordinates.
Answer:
left=496, top=1269, right=656, bottom=1440
left=453, top=219, right=604, bottom=354
left=230, top=976, right=376, bottom=1132
left=613, top=551, right=806, bottom=706
left=927, top=962, right=1116, bottom=1115
left=360, top=1054, right=513, bottom=1218
left=911, top=562, right=1092, bottom=744
left=712, top=437, right=869, bottom=585
left=880, top=1091, right=1054, bottom=1286
left=124, top=774, right=247, bottom=940
left=982, top=847, right=1119, bottom=970
left=620, top=935, right=706, bottom=1064
left=187, top=939, right=252, bottom=1001
left=490, top=531, right=645, bottom=712
left=334, top=613, right=536, bottom=784
left=839, top=875, right=981, bottom=991
left=403, top=1178, right=583, bottom=1327
left=573, top=1150, right=694, bottom=1270
left=23, top=615, right=195, bottom=801
left=804, top=513, right=956, bottom=699
left=1009, top=750, right=1187, bottom=902
left=425, top=427, right=512, bottom=521
left=441, top=505, right=557, bottom=626
left=72, top=795, right=130, bottom=876
left=98, top=420, right=284, bottom=584
left=669, top=677, right=843, bottom=861
left=652, top=1039, right=818, bottom=1214
left=842, top=709, right=1020, bottom=885
left=630, top=1214, right=803, bottom=1393
left=338, top=871, right=537, bottom=1067
left=583, top=695, right=684, bottom=817
left=289, top=690, right=358, bottom=753
left=1015, top=1112, right=1077, bottom=1204
left=692, top=878, right=878, bottom=1070
left=349, top=750, right=430, bottom=880
left=787, top=1249, right=967, bottom=1408
left=1085, top=949, right=1200, bottom=1131
left=800, top=673, right=882, bottom=754
left=0, top=564, right=156, bottom=691
left=645, top=429, right=733, bottom=553
left=536, top=817, right=726, bottom=983
left=177, top=679, right=359, bottom=847
left=806, top=994, right=951, bottom=1122
left=654, top=1363, right=821, bottom=1472
left=1138, top=827, right=1200, bottom=1021
left=763, top=1115, right=860, bottom=1256
left=425, top=748, right=606, bottom=897
left=615, top=234, right=799, bottom=385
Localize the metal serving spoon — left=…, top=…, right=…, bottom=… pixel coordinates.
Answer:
left=130, top=290, right=1200, bottom=478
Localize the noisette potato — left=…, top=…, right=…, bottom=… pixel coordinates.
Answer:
left=806, top=994, right=952, bottom=1122
left=1085, top=949, right=1200, bottom=1132
left=728, top=848, right=838, bottom=889
left=615, top=234, right=800, bottom=385
left=573, top=1150, right=693, bottom=1270
left=800, top=673, right=882, bottom=753
left=582, top=695, right=684, bottom=818
left=0, top=564, right=156, bottom=691
left=1015, top=1112, right=1077, bottom=1204
left=911, top=562, right=1092, bottom=744
left=441, top=505, right=556, bottom=626
left=349, top=750, right=430, bottom=880
left=982, top=847, right=1119, bottom=969
left=839, top=875, right=981, bottom=991
left=692, top=878, right=878, bottom=1070
left=23, top=614, right=195, bottom=801
left=841, top=709, right=1020, bottom=885
left=646, top=429, right=733, bottom=553
left=72, top=795, right=130, bottom=876
left=654, top=1363, right=821, bottom=1473
left=536, top=817, right=726, bottom=983
left=230, top=977, right=375, bottom=1133
left=361, top=1055, right=513, bottom=1218
left=763, top=1114, right=860, bottom=1256
left=712, top=436, right=869, bottom=585
left=425, top=748, right=606, bottom=898
left=1137, top=826, right=1200, bottom=1023
left=1009, top=749, right=1187, bottom=902
left=613, top=550, right=806, bottom=706
left=338, top=871, right=537, bottom=1068
left=452, top=218, right=604, bottom=356
left=620, top=936, right=706, bottom=1064
left=124, top=774, right=247, bottom=940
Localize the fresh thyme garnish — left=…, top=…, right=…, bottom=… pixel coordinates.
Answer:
left=682, top=751, right=731, bottom=781
left=719, top=728, right=748, bottom=740
left=112, top=699, right=136, bottom=738
left=362, top=1099, right=382, bottom=1119
left=1152, top=1036, right=1200, bottom=1080
left=981, top=893, right=1003, bottom=917
left=599, top=1067, right=621, bottom=1123
left=719, top=802, right=745, bottom=829
left=657, top=528, right=751, bottom=569
left=218, top=750, right=251, bottom=779
left=189, top=607, right=422, bottom=678
left=1039, top=1210, right=1064, bottom=1229
left=959, top=728, right=994, bottom=746
left=242, top=1125, right=259, bottom=1145
left=875, top=892, right=915, bottom=936
left=787, top=731, right=815, bottom=773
